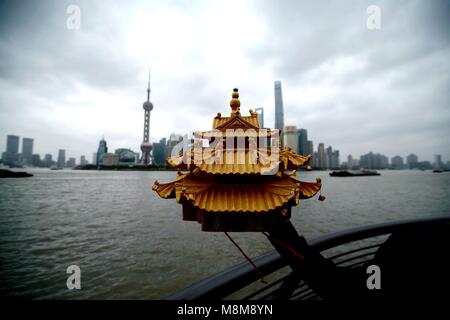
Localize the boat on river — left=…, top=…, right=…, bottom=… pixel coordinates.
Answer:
left=329, top=170, right=380, bottom=177
left=0, top=169, right=33, bottom=178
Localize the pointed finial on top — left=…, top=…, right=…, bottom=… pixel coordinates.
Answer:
left=230, top=88, right=240, bottom=114
left=147, top=68, right=151, bottom=101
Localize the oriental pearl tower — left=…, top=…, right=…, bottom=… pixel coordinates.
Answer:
left=140, top=72, right=153, bottom=165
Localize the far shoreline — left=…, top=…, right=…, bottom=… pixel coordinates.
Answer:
left=73, top=164, right=176, bottom=171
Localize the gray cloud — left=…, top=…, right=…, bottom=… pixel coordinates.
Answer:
left=0, top=0, right=449, bottom=162
left=248, top=0, right=450, bottom=160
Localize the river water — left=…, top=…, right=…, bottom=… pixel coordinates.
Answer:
left=0, top=169, right=449, bottom=299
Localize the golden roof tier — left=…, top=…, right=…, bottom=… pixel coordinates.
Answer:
left=153, top=88, right=323, bottom=232
left=166, top=148, right=312, bottom=175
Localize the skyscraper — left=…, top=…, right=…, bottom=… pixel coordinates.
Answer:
left=307, top=140, right=313, bottom=156
left=80, top=155, right=87, bottom=166
left=96, top=138, right=107, bottom=166
left=283, top=126, right=298, bottom=151
left=297, top=129, right=308, bottom=155
left=348, top=154, right=353, bottom=169
left=255, top=107, right=264, bottom=128
left=318, top=143, right=326, bottom=169
left=165, top=134, right=184, bottom=159
left=313, top=151, right=319, bottom=168
left=331, top=150, right=340, bottom=169
left=3, top=135, right=20, bottom=165
left=31, top=154, right=40, bottom=167
left=6, top=135, right=19, bottom=154
left=434, top=155, right=443, bottom=170
left=406, top=153, right=418, bottom=169
left=92, top=152, right=97, bottom=165
left=274, top=81, right=285, bottom=145
left=22, top=138, right=33, bottom=165
left=43, top=154, right=53, bottom=167
left=57, top=149, right=66, bottom=168
left=66, top=157, right=76, bottom=168
left=391, top=156, right=404, bottom=169
left=360, top=152, right=389, bottom=169
left=325, top=146, right=333, bottom=169
left=140, top=72, right=154, bottom=165
left=152, top=138, right=167, bottom=166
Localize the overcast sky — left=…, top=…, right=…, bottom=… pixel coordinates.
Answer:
left=0, top=0, right=449, bottom=163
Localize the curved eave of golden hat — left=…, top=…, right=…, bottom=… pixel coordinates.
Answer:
left=172, top=175, right=301, bottom=213
left=152, top=172, right=188, bottom=199
left=296, top=178, right=322, bottom=199
left=152, top=180, right=176, bottom=199
left=279, top=149, right=312, bottom=170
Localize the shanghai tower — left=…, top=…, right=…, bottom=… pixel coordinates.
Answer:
left=274, top=81, right=285, bottom=145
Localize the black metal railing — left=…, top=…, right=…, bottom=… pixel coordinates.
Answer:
left=167, top=216, right=450, bottom=300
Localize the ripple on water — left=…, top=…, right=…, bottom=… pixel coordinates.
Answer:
left=0, top=169, right=449, bottom=299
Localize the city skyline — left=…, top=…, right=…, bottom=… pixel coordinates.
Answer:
left=2, top=130, right=448, bottom=168
left=0, top=79, right=447, bottom=168
left=1, top=80, right=447, bottom=166
left=0, top=1, right=449, bottom=161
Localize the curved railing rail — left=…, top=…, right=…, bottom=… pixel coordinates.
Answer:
left=167, top=216, right=450, bottom=300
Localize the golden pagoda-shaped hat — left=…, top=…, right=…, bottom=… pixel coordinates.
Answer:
left=153, top=88, right=322, bottom=232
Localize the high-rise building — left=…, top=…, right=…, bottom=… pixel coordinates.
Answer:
left=434, top=155, right=443, bottom=170
left=92, top=152, right=97, bottom=165
left=140, top=72, right=154, bottom=165
left=80, top=155, right=87, bottom=166
left=6, top=135, right=19, bottom=154
left=254, top=107, right=265, bottom=129
left=380, top=155, right=389, bottom=169
left=3, top=135, right=20, bottom=165
left=296, top=129, right=308, bottom=155
left=57, top=149, right=66, bottom=168
left=165, top=134, right=184, bottom=159
left=325, top=146, right=333, bottom=169
left=406, top=154, right=418, bottom=169
left=22, top=138, right=34, bottom=165
left=360, top=152, right=389, bottom=169
left=283, top=126, right=298, bottom=152
left=43, top=154, right=53, bottom=167
left=391, top=156, right=404, bottom=169
left=307, top=140, right=313, bottom=156
left=152, top=138, right=167, bottom=166
left=31, top=154, right=40, bottom=167
left=331, top=150, right=340, bottom=169
left=318, top=143, right=326, bottom=169
left=347, top=154, right=353, bottom=169
left=274, top=81, right=285, bottom=145
left=416, top=161, right=432, bottom=170
left=96, top=138, right=108, bottom=165
left=313, top=151, right=319, bottom=168
left=66, top=157, right=76, bottom=168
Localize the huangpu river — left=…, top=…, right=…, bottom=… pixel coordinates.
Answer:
left=0, top=169, right=449, bottom=299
